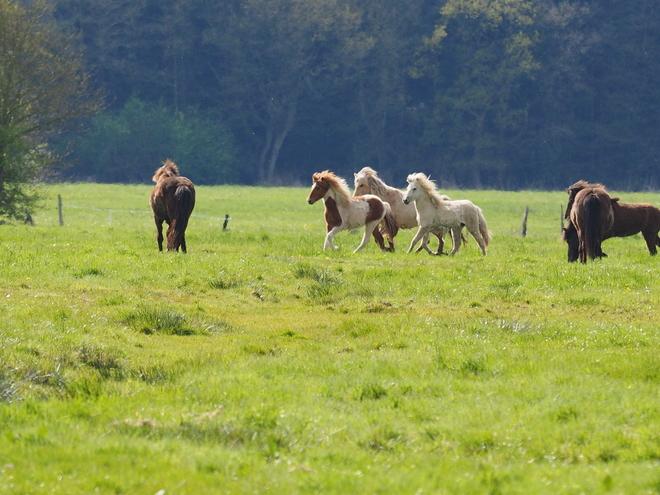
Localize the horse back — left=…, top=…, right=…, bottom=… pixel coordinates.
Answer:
left=610, top=201, right=660, bottom=238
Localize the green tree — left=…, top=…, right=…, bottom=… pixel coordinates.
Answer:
left=202, top=0, right=368, bottom=184
left=0, top=0, right=101, bottom=219
left=68, top=97, right=237, bottom=184
left=414, top=0, right=539, bottom=187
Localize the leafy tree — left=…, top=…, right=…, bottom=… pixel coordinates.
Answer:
left=67, top=97, right=237, bottom=184
left=202, top=0, right=368, bottom=184
left=0, top=0, right=101, bottom=219
left=414, top=0, right=539, bottom=187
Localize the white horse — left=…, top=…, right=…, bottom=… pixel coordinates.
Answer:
left=353, top=167, right=461, bottom=254
left=403, top=173, right=491, bottom=255
left=307, top=170, right=398, bottom=252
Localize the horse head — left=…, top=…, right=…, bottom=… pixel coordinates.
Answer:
left=403, top=173, right=427, bottom=205
left=152, top=159, right=180, bottom=183
left=307, top=172, right=331, bottom=204
left=353, top=167, right=378, bottom=197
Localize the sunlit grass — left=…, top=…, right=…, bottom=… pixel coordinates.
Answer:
left=1, top=183, right=660, bottom=493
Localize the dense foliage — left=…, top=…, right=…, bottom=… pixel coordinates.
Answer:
left=0, top=0, right=100, bottom=219
left=44, top=0, right=660, bottom=188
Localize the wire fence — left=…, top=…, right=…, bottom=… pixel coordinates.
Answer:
left=60, top=197, right=232, bottom=229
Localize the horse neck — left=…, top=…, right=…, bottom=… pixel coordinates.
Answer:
left=328, top=183, right=351, bottom=208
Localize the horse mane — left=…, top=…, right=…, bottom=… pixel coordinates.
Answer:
left=407, top=173, right=444, bottom=206
left=152, top=159, right=181, bottom=183
left=356, top=167, right=391, bottom=197
left=317, top=170, right=352, bottom=207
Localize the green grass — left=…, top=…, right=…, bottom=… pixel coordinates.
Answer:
left=1, top=183, right=660, bottom=494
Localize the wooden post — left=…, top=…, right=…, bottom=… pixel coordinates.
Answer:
left=58, top=195, right=64, bottom=226
left=223, top=214, right=230, bottom=231
left=520, top=206, right=529, bottom=237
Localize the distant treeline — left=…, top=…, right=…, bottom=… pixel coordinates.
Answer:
left=47, top=0, right=660, bottom=190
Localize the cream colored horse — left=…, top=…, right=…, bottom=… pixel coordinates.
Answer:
left=403, top=173, right=491, bottom=255
left=353, top=167, right=459, bottom=254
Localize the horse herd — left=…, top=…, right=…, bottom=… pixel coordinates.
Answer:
left=148, top=161, right=660, bottom=263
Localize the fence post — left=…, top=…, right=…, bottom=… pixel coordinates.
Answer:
left=58, top=195, right=64, bottom=226
left=520, top=206, right=529, bottom=237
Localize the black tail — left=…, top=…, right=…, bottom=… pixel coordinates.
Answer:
left=583, top=195, right=601, bottom=261
left=167, top=186, right=195, bottom=252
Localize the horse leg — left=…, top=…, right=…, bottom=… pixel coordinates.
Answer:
left=408, top=227, right=428, bottom=254
left=465, top=225, right=487, bottom=255
left=448, top=227, right=463, bottom=254
left=355, top=221, right=380, bottom=253
left=166, top=220, right=177, bottom=251
left=155, top=218, right=165, bottom=251
left=324, top=226, right=342, bottom=251
left=180, top=234, right=187, bottom=253
left=435, top=232, right=445, bottom=255
left=372, top=226, right=388, bottom=251
left=415, top=233, right=430, bottom=253
left=643, top=230, right=658, bottom=255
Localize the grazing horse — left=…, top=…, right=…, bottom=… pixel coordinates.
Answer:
left=149, top=159, right=196, bottom=252
left=353, top=167, right=463, bottom=254
left=563, top=180, right=660, bottom=261
left=567, top=183, right=614, bottom=263
left=403, top=173, right=490, bottom=255
left=306, top=170, right=398, bottom=252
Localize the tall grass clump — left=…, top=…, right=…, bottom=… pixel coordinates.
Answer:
left=122, top=304, right=206, bottom=336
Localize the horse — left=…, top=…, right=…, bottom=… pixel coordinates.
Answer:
left=563, top=180, right=660, bottom=261
left=149, top=159, right=196, bottom=252
left=306, top=170, right=398, bottom=253
left=566, top=182, right=614, bottom=263
left=353, top=167, right=463, bottom=254
left=403, top=173, right=491, bottom=255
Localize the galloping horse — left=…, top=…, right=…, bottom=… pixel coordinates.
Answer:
left=149, top=159, right=196, bottom=252
left=563, top=180, right=660, bottom=261
left=403, top=173, right=490, bottom=255
left=353, top=167, right=462, bottom=254
left=306, top=170, right=398, bottom=252
left=567, top=182, right=614, bottom=263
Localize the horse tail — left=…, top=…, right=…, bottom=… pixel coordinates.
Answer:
left=381, top=202, right=399, bottom=240
left=583, top=194, right=602, bottom=260
left=477, top=207, right=491, bottom=247
left=167, top=184, right=195, bottom=251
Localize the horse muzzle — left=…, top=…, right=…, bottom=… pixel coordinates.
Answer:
left=403, top=198, right=410, bottom=205
left=307, top=199, right=313, bottom=205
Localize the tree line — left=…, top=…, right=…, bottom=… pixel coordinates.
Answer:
left=4, top=0, right=660, bottom=216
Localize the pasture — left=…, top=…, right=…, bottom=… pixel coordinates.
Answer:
left=1, top=183, right=660, bottom=494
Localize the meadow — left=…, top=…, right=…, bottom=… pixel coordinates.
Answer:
left=1, top=182, right=659, bottom=494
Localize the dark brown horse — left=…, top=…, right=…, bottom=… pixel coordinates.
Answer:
left=150, top=160, right=196, bottom=252
left=563, top=180, right=660, bottom=261
left=567, top=183, right=614, bottom=263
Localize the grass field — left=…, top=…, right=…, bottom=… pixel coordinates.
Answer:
left=1, top=183, right=660, bottom=494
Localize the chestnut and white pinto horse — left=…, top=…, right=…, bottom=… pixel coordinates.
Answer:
left=353, top=166, right=460, bottom=254
left=403, top=173, right=491, bottom=255
left=307, top=170, right=398, bottom=252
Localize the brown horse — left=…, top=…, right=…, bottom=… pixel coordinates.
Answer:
left=306, top=170, right=398, bottom=252
left=565, top=182, right=614, bottom=263
left=149, top=160, right=196, bottom=252
left=563, top=180, right=660, bottom=261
